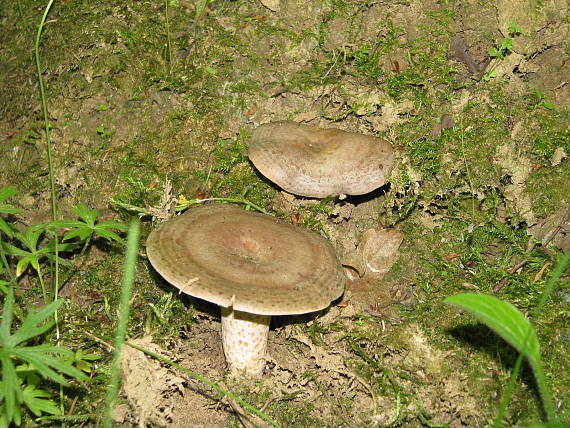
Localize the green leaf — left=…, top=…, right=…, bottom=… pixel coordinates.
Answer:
left=49, top=207, right=126, bottom=245
left=48, top=219, right=84, bottom=231
left=61, top=227, right=92, bottom=242
left=69, top=349, right=101, bottom=373
left=39, top=240, right=80, bottom=255
left=0, top=288, right=15, bottom=342
left=204, top=66, right=217, bottom=75
left=488, top=47, right=500, bottom=57
left=507, top=23, right=522, bottom=35
left=22, top=384, right=61, bottom=417
left=444, top=293, right=553, bottom=420
left=9, top=299, right=63, bottom=347
left=11, top=346, right=85, bottom=386
left=94, top=228, right=124, bottom=244
left=1, top=241, right=31, bottom=258
left=0, top=205, right=22, bottom=215
left=500, top=37, right=512, bottom=51
left=16, top=255, right=36, bottom=277
left=444, top=293, right=540, bottom=369
left=0, top=290, right=87, bottom=426
left=0, top=354, right=23, bottom=426
left=72, top=204, right=98, bottom=225
left=98, top=220, right=128, bottom=231
left=0, top=186, right=18, bottom=203
left=0, top=218, right=16, bottom=238
left=17, top=224, right=46, bottom=252
left=540, top=101, right=554, bottom=110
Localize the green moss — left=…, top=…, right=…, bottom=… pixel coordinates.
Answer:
left=526, top=165, right=570, bottom=217
left=529, top=111, right=570, bottom=161
left=195, top=132, right=275, bottom=210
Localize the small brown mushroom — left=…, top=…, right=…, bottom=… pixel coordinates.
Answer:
left=248, top=121, right=395, bottom=198
left=146, top=204, right=345, bottom=375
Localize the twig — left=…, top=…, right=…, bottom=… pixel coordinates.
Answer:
left=508, top=259, right=529, bottom=274
left=533, top=262, right=550, bottom=283
left=495, top=259, right=530, bottom=292
left=82, top=328, right=114, bottom=352
left=542, top=205, right=570, bottom=248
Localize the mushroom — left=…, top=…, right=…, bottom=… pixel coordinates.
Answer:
left=146, top=204, right=345, bottom=375
left=248, top=121, right=395, bottom=198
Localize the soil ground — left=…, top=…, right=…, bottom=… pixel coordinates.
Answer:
left=1, top=0, right=569, bottom=426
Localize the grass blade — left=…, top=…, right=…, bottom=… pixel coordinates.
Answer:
left=103, top=219, right=140, bottom=428
left=444, top=293, right=553, bottom=420
left=444, top=294, right=540, bottom=364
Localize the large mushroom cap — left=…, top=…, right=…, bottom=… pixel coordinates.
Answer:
left=146, top=204, right=345, bottom=316
left=248, top=121, right=395, bottom=198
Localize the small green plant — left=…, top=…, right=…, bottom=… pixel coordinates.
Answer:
left=444, top=251, right=570, bottom=426
left=0, top=187, right=22, bottom=238
left=507, top=23, right=522, bottom=36
left=528, top=89, right=554, bottom=110
left=96, top=125, right=114, bottom=139
left=148, top=292, right=179, bottom=326
left=1, top=193, right=127, bottom=304
left=487, top=24, right=520, bottom=60
left=483, top=24, right=521, bottom=81
left=50, top=204, right=127, bottom=252
left=194, top=0, right=212, bottom=25
left=0, top=184, right=128, bottom=426
left=487, top=37, right=513, bottom=60
left=66, top=348, right=101, bottom=374
left=0, top=288, right=88, bottom=427
left=2, top=224, right=78, bottom=304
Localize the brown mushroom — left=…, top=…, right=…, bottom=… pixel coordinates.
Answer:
left=248, top=121, right=395, bottom=198
left=146, top=204, right=345, bottom=375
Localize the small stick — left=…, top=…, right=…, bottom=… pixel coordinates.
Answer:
left=494, top=277, right=510, bottom=293
left=82, top=330, right=114, bottom=352
left=509, top=260, right=529, bottom=274
left=534, top=262, right=551, bottom=283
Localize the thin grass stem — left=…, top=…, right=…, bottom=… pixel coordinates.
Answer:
left=164, top=0, right=172, bottom=74
left=493, top=353, right=525, bottom=428
left=35, top=0, right=59, bottom=309
left=35, top=6, right=64, bottom=417
left=459, top=120, right=476, bottom=220
left=35, top=263, right=49, bottom=304
left=103, top=219, right=140, bottom=428
left=494, top=251, right=568, bottom=425
left=0, top=234, right=18, bottom=286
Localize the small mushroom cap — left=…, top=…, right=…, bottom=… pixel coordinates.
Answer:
left=146, top=204, right=345, bottom=316
left=248, top=121, right=395, bottom=198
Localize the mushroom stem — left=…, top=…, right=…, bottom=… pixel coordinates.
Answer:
left=221, top=307, right=270, bottom=376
